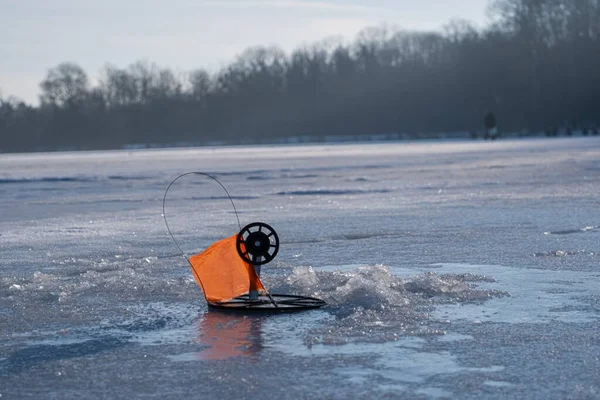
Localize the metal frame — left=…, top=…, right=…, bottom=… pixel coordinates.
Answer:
left=208, top=293, right=327, bottom=312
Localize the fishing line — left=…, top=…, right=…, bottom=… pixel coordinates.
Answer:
left=162, top=172, right=242, bottom=262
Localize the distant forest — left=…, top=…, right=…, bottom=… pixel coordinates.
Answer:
left=1, top=0, right=600, bottom=152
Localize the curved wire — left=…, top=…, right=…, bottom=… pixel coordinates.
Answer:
left=162, top=172, right=242, bottom=261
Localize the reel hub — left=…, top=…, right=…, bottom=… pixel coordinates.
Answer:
left=236, top=222, right=279, bottom=265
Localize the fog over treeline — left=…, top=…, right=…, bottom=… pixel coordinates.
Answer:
left=1, top=0, right=600, bottom=152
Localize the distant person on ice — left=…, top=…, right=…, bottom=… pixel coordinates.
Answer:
left=484, top=112, right=499, bottom=140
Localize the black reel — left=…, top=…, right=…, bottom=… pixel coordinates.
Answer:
left=236, top=222, right=279, bottom=266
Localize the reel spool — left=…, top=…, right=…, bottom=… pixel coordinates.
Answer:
left=236, top=222, right=279, bottom=266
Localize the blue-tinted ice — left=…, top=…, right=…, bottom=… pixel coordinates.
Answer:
left=1, top=138, right=599, bottom=399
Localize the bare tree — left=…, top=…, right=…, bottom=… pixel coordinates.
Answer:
left=40, top=63, right=89, bottom=107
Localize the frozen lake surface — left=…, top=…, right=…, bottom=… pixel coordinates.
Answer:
left=1, top=138, right=599, bottom=399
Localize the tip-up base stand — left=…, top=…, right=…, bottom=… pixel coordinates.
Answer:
left=208, top=294, right=326, bottom=313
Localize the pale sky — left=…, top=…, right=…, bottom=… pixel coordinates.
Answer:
left=0, top=0, right=490, bottom=104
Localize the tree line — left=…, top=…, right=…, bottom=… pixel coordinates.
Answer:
left=1, top=0, right=599, bottom=153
